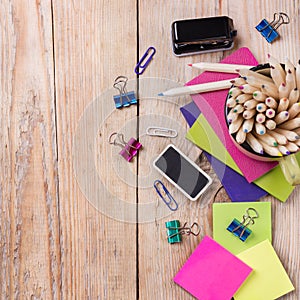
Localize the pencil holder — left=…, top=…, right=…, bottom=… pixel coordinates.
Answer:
left=225, top=63, right=300, bottom=185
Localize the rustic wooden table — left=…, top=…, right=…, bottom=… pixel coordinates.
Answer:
left=1, top=0, right=299, bottom=299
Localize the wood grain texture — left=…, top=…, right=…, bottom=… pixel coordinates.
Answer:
left=52, top=1, right=138, bottom=299
left=0, top=0, right=299, bottom=299
left=0, top=0, right=60, bottom=298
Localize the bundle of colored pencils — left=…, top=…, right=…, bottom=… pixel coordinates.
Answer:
left=226, top=55, right=300, bottom=157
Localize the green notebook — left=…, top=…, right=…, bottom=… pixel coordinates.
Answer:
left=186, top=114, right=296, bottom=202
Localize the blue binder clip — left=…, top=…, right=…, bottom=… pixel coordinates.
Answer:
left=255, top=12, right=289, bottom=43
left=227, top=208, right=259, bottom=242
left=113, top=76, right=137, bottom=109
left=154, top=180, right=178, bottom=211
left=165, top=220, right=200, bottom=244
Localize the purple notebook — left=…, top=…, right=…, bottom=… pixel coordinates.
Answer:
left=180, top=102, right=268, bottom=202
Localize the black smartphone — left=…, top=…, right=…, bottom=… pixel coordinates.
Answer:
left=153, top=144, right=212, bottom=201
left=171, top=16, right=237, bottom=56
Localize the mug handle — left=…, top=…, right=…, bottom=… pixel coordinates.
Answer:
left=279, top=154, right=300, bottom=185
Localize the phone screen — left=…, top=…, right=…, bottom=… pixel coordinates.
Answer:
left=153, top=145, right=211, bottom=200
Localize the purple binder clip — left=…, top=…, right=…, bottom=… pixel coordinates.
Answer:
left=109, top=132, right=142, bottom=162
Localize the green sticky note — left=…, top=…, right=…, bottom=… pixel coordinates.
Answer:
left=213, top=202, right=271, bottom=255
left=235, top=240, right=295, bottom=299
left=186, top=114, right=295, bottom=202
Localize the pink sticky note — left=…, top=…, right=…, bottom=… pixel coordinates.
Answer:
left=174, top=236, right=252, bottom=300
left=188, top=47, right=277, bottom=182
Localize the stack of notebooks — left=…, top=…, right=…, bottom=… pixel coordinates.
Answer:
left=180, top=47, right=300, bottom=202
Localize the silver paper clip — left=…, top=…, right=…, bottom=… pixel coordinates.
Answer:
left=135, top=46, right=156, bottom=75
left=146, top=126, right=178, bottom=138
left=154, top=180, right=178, bottom=211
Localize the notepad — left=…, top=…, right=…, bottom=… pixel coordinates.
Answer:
left=186, top=115, right=296, bottom=202
left=234, top=240, right=295, bottom=299
left=174, top=236, right=252, bottom=300
left=213, top=202, right=272, bottom=254
left=187, top=47, right=278, bottom=182
left=180, top=102, right=268, bottom=202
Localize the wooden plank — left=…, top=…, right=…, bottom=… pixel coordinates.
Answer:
left=52, top=1, right=138, bottom=298
left=137, top=2, right=225, bottom=299
left=0, top=0, right=60, bottom=298
left=138, top=0, right=300, bottom=299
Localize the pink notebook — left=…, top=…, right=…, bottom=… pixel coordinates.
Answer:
left=188, top=47, right=277, bottom=182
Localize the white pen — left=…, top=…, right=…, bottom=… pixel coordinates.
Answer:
left=158, top=79, right=233, bottom=97
left=188, top=62, right=255, bottom=73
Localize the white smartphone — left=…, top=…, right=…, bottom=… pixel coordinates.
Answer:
left=153, top=144, right=212, bottom=201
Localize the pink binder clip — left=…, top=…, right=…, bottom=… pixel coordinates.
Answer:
left=109, top=132, right=142, bottom=162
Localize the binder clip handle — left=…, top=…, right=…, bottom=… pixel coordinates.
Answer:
left=167, top=221, right=201, bottom=239
left=154, top=180, right=178, bottom=211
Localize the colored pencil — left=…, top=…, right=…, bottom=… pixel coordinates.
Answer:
left=255, top=122, right=266, bottom=135
left=268, top=54, right=286, bottom=81
left=229, top=87, right=243, bottom=97
left=288, top=102, right=300, bottom=119
left=278, top=145, right=291, bottom=155
left=238, top=84, right=257, bottom=94
left=270, top=66, right=285, bottom=88
left=230, top=77, right=247, bottom=86
left=254, top=132, right=278, bottom=146
left=279, top=118, right=300, bottom=130
left=265, top=97, right=278, bottom=109
left=285, top=142, right=299, bottom=152
left=256, top=103, right=267, bottom=113
left=188, top=62, right=255, bottom=73
left=242, top=118, right=254, bottom=133
left=261, top=84, right=279, bottom=99
left=243, top=109, right=256, bottom=119
left=286, top=69, right=296, bottom=94
left=274, top=111, right=289, bottom=124
left=288, top=88, right=299, bottom=107
left=266, top=108, right=276, bottom=118
left=229, top=115, right=243, bottom=134
left=277, top=98, right=289, bottom=112
left=244, top=99, right=259, bottom=110
left=235, top=93, right=253, bottom=104
left=256, top=113, right=266, bottom=123
left=236, top=126, right=247, bottom=144
left=246, top=133, right=264, bottom=154
left=253, top=91, right=267, bottom=101
left=237, top=69, right=274, bottom=83
left=259, top=140, right=282, bottom=157
left=278, top=83, right=289, bottom=99
left=267, top=129, right=287, bottom=145
left=158, top=79, right=233, bottom=96
left=233, top=104, right=244, bottom=114
left=274, top=128, right=300, bottom=141
left=296, top=59, right=300, bottom=89
left=265, top=119, right=277, bottom=130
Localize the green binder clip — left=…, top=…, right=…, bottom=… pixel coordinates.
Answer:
left=165, top=220, right=201, bottom=244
